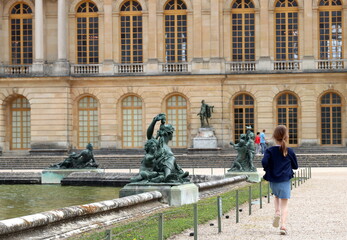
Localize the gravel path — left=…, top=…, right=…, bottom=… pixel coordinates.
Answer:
left=168, top=168, right=347, bottom=240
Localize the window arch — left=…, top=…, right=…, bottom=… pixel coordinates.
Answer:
left=120, top=0, right=143, bottom=63
left=274, top=0, right=299, bottom=61
left=318, top=0, right=343, bottom=61
left=276, top=92, right=298, bottom=145
left=233, top=93, right=254, bottom=142
left=166, top=95, right=187, bottom=147
left=10, top=96, right=31, bottom=149
left=320, top=92, right=342, bottom=145
left=231, top=0, right=255, bottom=62
left=76, top=1, right=99, bottom=64
left=122, top=95, right=143, bottom=148
left=78, top=96, right=99, bottom=149
left=10, top=3, right=33, bottom=65
left=164, top=0, right=187, bottom=62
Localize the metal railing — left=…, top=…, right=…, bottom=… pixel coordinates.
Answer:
left=226, top=61, right=256, bottom=72
left=160, top=62, right=189, bottom=73
left=101, top=167, right=311, bottom=240
left=273, top=60, right=301, bottom=71
left=316, top=59, right=344, bottom=70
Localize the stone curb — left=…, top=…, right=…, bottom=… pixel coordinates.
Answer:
left=0, top=191, right=162, bottom=236
left=196, top=175, right=248, bottom=190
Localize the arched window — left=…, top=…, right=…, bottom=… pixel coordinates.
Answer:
left=231, top=0, right=255, bottom=61
left=10, top=97, right=31, bottom=149
left=274, top=0, right=299, bottom=61
left=10, top=3, right=33, bottom=64
left=164, top=0, right=187, bottom=62
left=78, top=96, right=99, bottom=149
left=122, top=96, right=143, bottom=148
left=120, top=0, right=143, bottom=63
left=166, top=95, right=187, bottom=147
left=318, top=0, right=343, bottom=60
left=320, top=92, right=342, bottom=145
left=233, top=94, right=254, bottom=142
left=76, top=1, right=99, bottom=64
left=276, top=93, right=298, bottom=145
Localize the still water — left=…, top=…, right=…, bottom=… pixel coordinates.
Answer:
left=0, top=185, right=120, bottom=220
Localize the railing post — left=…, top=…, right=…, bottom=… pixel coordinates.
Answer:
left=236, top=190, right=239, bottom=223
left=158, top=213, right=164, bottom=240
left=105, top=229, right=112, bottom=240
left=248, top=186, right=252, bottom=215
left=217, top=196, right=222, bottom=233
left=294, top=172, right=297, bottom=188
left=194, top=203, right=198, bottom=240
left=259, top=181, right=262, bottom=209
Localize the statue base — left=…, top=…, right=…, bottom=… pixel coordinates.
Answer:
left=119, top=183, right=198, bottom=206
left=193, top=128, right=217, bottom=148
left=41, top=169, right=103, bottom=184
left=225, top=171, right=261, bottom=183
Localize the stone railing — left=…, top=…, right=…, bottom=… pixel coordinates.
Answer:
left=1, top=65, right=31, bottom=75
left=226, top=61, right=256, bottom=72
left=273, top=60, right=301, bottom=71
left=160, top=62, right=189, bottom=73
left=71, top=64, right=101, bottom=75
left=116, top=63, right=144, bottom=73
left=316, top=59, right=344, bottom=70
left=0, top=191, right=162, bottom=237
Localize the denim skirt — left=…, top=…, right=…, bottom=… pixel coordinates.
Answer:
left=270, top=181, right=291, bottom=199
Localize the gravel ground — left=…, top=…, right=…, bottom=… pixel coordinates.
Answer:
left=168, top=168, right=347, bottom=240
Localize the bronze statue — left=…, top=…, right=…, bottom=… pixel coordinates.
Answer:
left=197, top=100, right=214, bottom=128
left=130, top=113, right=189, bottom=183
left=49, top=143, right=99, bottom=169
left=228, top=128, right=256, bottom=172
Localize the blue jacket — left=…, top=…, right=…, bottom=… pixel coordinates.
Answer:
left=262, top=146, right=299, bottom=182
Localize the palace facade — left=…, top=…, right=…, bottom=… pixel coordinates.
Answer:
left=0, top=0, right=346, bottom=154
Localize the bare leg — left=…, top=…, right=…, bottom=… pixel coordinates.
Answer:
left=274, top=196, right=280, bottom=216
left=280, top=198, right=289, bottom=228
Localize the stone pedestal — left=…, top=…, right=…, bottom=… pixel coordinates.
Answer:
left=225, top=171, right=261, bottom=183
left=119, top=183, right=198, bottom=206
left=41, top=169, right=103, bottom=184
left=193, top=128, right=217, bottom=148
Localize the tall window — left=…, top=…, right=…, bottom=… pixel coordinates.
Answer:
left=233, top=94, right=254, bottom=142
left=277, top=93, right=298, bottom=145
left=166, top=95, right=187, bottom=147
left=164, top=0, right=187, bottom=62
left=10, top=3, right=33, bottom=64
left=120, top=1, right=143, bottom=63
left=78, top=96, right=99, bottom=149
left=319, top=0, right=343, bottom=60
left=231, top=0, right=255, bottom=61
left=76, top=1, right=99, bottom=64
left=122, top=96, right=143, bottom=148
left=11, top=97, right=31, bottom=149
left=320, top=92, right=342, bottom=145
left=274, top=0, right=299, bottom=61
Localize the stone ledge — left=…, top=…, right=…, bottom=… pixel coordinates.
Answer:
left=120, top=183, right=198, bottom=206
left=0, top=191, right=162, bottom=237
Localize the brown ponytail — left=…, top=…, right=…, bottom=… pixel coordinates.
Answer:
left=273, top=125, right=288, bottom=157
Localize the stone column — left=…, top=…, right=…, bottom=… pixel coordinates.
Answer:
left=102, top=0, right=114, bottom=74
left=32, top=0, right=44, bottom=75
left=54, top=0, right=69, bottom=75
left=302, top=1, right=315, bottom=70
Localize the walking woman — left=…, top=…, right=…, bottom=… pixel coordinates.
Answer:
left=262, top=125, right=298, bottom=235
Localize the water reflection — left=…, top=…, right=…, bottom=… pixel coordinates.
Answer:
left=0, top=185, right=120, bottom=220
